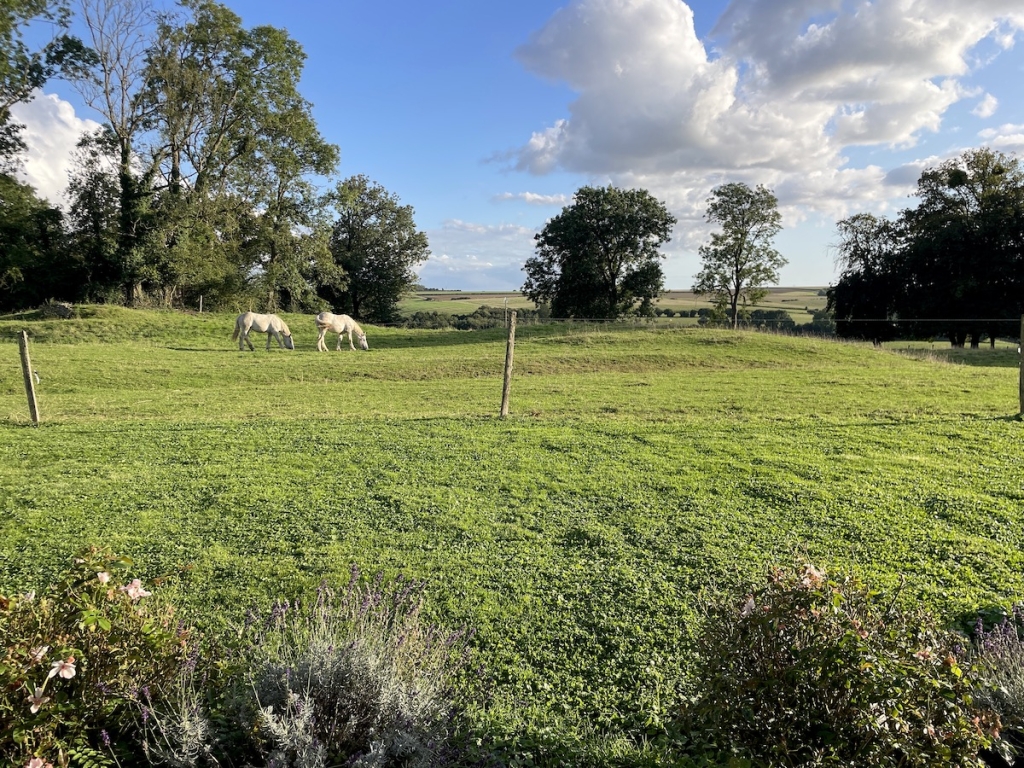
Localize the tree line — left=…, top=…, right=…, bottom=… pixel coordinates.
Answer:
left=0, top=0, right=428, bottom=322
left=522, top=149, right=1024, bottom=347
left=828, top=147, right=1024, bottom=347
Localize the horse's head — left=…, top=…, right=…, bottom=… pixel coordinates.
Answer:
left=283, top=334, right=295, bottom=350
left=358, top=333, right=369, bottom=351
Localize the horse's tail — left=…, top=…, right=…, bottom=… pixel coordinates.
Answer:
left=231, top=321, right=239, bottom=341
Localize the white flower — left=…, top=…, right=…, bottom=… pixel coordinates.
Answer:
left=48, top=657, right=76, bottom=680
left=120, top=578, right=151, bottom=600
left=97, top=571, right=111, bottom=584
left=740, top=596, right=756, bottom=617
left=26, top=686, right=50, bottom=713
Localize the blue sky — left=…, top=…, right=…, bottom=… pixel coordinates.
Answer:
left=13, top=0, right=1024, bottom=290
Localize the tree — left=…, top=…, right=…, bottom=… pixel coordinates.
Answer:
left=74, top=0, right=158, bottom=304
left=826, top=213, right=905, bottom=346
left=693, top=182, right=786, bottom=328
left=71, top=0, right=339, bottom=310
left=324, top=176, right=429, bottom=323
left=0, top=173, right=72, bottom=310
left=65, top=128, right=122, bottom=300
left=900, top=147, right=1024, bottom=347
left=522, top=185, right=676, bottom=318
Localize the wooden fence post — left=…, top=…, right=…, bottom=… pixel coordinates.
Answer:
left=500, top=310, right=517, bottom=418
left=18, top=330, right=40, bottom=424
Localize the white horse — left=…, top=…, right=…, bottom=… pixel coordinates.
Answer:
left=315, top=312, right=369, bottom=351
left=232, top=312, right=294, bottom=351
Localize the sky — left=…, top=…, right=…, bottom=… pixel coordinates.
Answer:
left=11, top=0, right=1024, bottom=290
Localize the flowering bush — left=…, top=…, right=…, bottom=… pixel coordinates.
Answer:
left=681, top=564, right=999, bottom=767
left=0, top=547, right=190, bottom=767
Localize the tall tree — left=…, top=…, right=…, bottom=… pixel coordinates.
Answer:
left=74, top=0, right=158, bottom=304
left=693, top=182, right=786, bottom=328
left=65, top=128, right=121, bottom=300
left=826, top=213, right=904, bottom=345
left=325, top=175, right=429, bottom=323
left=71, top=0, right=339, bottom=310
left=829, top=148, right=1024, bottom=348
left=522, top=185, right=675, bottom=318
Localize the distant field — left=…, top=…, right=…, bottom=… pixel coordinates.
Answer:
left=1, top=306, right=1021, bottom=766
left=401, top=286, right=829, bottom=321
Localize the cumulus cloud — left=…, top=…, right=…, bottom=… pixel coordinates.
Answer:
left=9, top=91, right=101, bottom=206
left=419, top=220, right=538, bottom=290
left=493, top=191, right=570, bottom=205
left=978, top=123, right=1024, bottom=151
left=511, top=0, right=1024, bottom=218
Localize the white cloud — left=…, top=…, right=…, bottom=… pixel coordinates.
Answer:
left=493, top=191, right=570, bottom=206
left=419, top=220, right=538, bottom=290
left=979, top=123, right=1024, bottom=151
left=973, top=93, right=999, bottom=118
left=9, top=91, right=101, bottom=206
left=511, top=0, right=1024, bottom=218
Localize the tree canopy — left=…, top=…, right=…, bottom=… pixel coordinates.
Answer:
left=521, top=185, right=676, bottom=318
left=693, top=182, right=786, bottom=328
left=325, top=175, right=430, bottom=324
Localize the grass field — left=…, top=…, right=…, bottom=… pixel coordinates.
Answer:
left=1, top=306, right=1022, bottom=764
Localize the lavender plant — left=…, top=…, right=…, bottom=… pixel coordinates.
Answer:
left=232, top=568, right=473, bottom=768
left=972, top=608, right=1024, bottom=766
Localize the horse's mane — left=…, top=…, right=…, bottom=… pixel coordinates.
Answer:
left=347, top=317, right=364, bottom=337
left=278, top=318, right=291, bottom=336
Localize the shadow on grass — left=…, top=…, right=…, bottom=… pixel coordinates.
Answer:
left=895, top=348, right=1021, bottom=369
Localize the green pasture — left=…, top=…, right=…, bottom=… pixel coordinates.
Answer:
left=1, top=306, right=1022, bottom=764
left=400, top=286, right=829, bottom=322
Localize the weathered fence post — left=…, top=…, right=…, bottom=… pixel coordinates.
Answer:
left=18, top=330, right=40, bottom=424
left=500, top=310, right=517, bottom=418
left=199, top=295, right=203, bottom=314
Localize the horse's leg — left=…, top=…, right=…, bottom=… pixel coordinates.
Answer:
left=336, top=332, right=344, bottom=352
left=266, top=330, right=276, bottom=351
left=316, top=327, right=327, bottom=352
left=349, top=332, right=356, bottom=351
left=243, top=325, right=255, bottom=351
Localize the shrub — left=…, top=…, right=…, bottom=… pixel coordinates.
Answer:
left=136, top=569, right=476, bottom=768
left=0, top=547, right=190, bottom=767
left=237, top=570, right=474, bottom=767
left=682, top=564, right=998, bottom=767
left=972, top=609, right=1024, bottom=764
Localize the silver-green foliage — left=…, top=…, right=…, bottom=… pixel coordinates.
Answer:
left=240, top=572, right=469, bottom=768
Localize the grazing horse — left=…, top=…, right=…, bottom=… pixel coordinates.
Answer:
left=232, top=312, right=294, bottom=351
left=315, top=312, right=369, bottom=351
